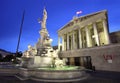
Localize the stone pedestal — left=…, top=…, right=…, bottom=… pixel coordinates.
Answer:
left=21, top=56, right=53, bottom=68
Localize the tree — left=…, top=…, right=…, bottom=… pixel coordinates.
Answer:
left=0, top=53, right=3, bottom=62
left=16, top=51, right=22, bottom=57
left=2, top=54, right=14, bottom=62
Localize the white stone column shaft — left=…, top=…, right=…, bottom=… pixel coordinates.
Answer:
left=93, top=23, right=100, bottom=46
left=85, top=26, right=91, bottom=47
left=72, top=32, right=75, bottom=49
left=78, top=29, right=82, bottom=48
left=67, top=33, right=69, bottom=50
left=62, top=36, right=64, bottom=51
left=103, top=19, right=111, bottom=44
left=58, top=36, right=60, bottom=51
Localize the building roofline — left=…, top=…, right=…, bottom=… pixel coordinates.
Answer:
left=58, top=10, right=107, bottom=32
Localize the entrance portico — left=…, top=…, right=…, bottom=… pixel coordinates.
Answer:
left=58, top=10, right=111, bottom=51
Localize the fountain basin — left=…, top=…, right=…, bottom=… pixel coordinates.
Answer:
left=17, top=66, right=89, bottom=82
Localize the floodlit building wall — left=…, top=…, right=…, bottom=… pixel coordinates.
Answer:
left=59, top=44, right=120, bottom=72
left=58, top=10, right=120, bottom=72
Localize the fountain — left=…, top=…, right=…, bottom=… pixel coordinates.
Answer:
left=16, top=8, right=88, bottom=82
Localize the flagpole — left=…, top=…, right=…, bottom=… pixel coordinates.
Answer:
left=76, top=10, right=82, bottom=17
left=16, top=10, right=25, bottom=55
left=76, top=14, right=78, bottom=17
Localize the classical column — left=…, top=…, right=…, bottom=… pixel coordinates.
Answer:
left=93, top=23, right=100, bottom=46
left=58, top=36, right=60, bottom=51
left=72, top=32, right=75, bottom=49
left=67, top=33, right=69, bottom=50
left=85, top=26, right=91, bottom=47
left=62, top=36, right=64, bottom=51
left=103, top=19, right=111, bottom=44
left=78, top=29, right=82, bottom=48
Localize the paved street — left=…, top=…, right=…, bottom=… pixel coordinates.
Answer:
left=0, top=70, right=120, bottom=83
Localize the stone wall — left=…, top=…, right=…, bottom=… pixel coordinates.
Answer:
left=18, top=67, right=88, bottom=82
left=60, top=44, right=120, bottom=72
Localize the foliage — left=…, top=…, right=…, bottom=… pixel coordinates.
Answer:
left=0, top=52, right=22, bottom=63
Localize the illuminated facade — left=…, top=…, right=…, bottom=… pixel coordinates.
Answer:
left=58, top=10, right=111, bottom=51
left=57, top=10, right=120, bottom=72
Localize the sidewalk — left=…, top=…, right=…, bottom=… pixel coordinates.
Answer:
left=87, top=70, right=120, bottom=79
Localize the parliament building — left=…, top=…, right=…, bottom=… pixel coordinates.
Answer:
left=57, top=10, right=120, bottom=72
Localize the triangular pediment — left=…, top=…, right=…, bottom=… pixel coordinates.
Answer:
left=58, top=10, right=107, bottom=32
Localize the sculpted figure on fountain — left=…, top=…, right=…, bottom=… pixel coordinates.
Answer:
left=23, top=45, right=37, bottom=58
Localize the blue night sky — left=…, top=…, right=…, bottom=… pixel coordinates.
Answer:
left=0, top=0, right=120, bottom=52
